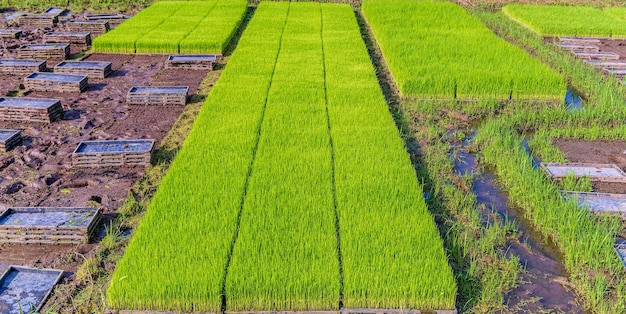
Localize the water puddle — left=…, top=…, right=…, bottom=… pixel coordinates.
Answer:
left=565, top=87, right=584, bottom=111
left=453, top=134, right=583, bottom=312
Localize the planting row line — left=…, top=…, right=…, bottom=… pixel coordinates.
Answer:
left=107, top=2, right=455, bottom=312
left=361, top=0, right=564, bottom=101
left=93, top=0, right=247, bottom=54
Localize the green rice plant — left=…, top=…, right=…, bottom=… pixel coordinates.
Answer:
left=93, top=0, right=246, bottom=54
left=105, top=2, right=290, bottom=312
left=361, top=0, right=564, bottom=101
left=180, top=0, right=248, bottom=54
left=503, top=5, right=626, bottom=38
left=225, top=4, right=340, bottom=310
left=321, top=4, right=456, bottom=310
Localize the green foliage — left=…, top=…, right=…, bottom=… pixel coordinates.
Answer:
left=361, top=0, right=564, bottom=101
left=503, top=4, right=626, bottom=38
left=108, top=2, right=455, bottom=312
left=93, top=0, right=247, bottom=54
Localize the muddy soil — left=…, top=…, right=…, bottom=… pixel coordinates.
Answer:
left=597, top=39, right=626, bottom=61
left=0, top=52, right=209, bottom=286
left=553, top=139, right=626, bottom=194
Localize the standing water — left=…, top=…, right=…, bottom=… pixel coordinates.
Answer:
left=565, top=87, right=584, bottom=111
left=454, top=136, right=583, bottom=312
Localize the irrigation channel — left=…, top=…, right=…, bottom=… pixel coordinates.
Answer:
left=453, top=134, right=583, bottom=312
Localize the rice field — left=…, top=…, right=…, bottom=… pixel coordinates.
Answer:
left=92, top=0, right=247, bottom=54
left=361, top=0, right=564, bottom=101
left=503, top=4, right=626, bottom=38
left=106, top=2, right=455, bottom=312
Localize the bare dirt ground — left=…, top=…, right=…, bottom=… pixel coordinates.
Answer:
left=553, top=139, right=626, bottom=194
left=0, top=50, right=210, bottom=287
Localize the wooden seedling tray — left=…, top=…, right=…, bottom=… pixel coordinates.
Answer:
left=54, top=61, right=112, bottom=79
left=558, top=36, right=602, bottom=45
left=72, top=139, right=155, bottom=168
left=67, top=21, right=109, bottom=37
left=562, top=191, right=626, bottom=215
left=0, top=97, right=63, bottom=123
left=43, top=7, right=68, bottom=17
left=572, top=51, right=620, bottom=61
left=556, top=43, right=600, bottom=52
left=25, top=72, right=88, bottom=93
left=44, top=31, right=91, bottom=45
left=0, top=129, right=21, bottom=152
left=0, top=207, right=101, bottom=244
left=166, top=54, right=221, bottom=70
left=127, top=86, right=189, bottom=106
left=541, top=162, right=626, bottom=183
left=18, top=43, right=70, bottom=60
left=0, top=265, right=63, bottom=313
left=18, top=14, right=58, bottom=28
left=0, top=29, right=22, bottom=39
left=84, top=13, right=129, bottom=28
left=602, top=68, right=626, bottom=78
left=0, top=59, right=46, bottom=75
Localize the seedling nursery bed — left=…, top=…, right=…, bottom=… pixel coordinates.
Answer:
left=562, top=191, right=626, bottom=215
left=72, top=139, right=155, bottom=168
left=0, top=29, right=21, bottom=39
left=18, top=14, right=58, bottom=28
left=0, top=207, right=101, bottom=244
left=166, top=54, right=221, bottom=70
left=0, top=266, right=63, bottom=314
left=68, top=21, right=110, bottom=37
left=0, top=97, right=62, bottom=123
left=24, top=72, right=88, bottom=93
left=18, top=43, right=70, bottom=60
left=54, top=61, right=113, bottom=79
left=43, top=32, right=92, bottom=45
left=0, top=129, right=21, bottom=152
left=541, top=162, right=626, bottom=183
left=127, top=86, right=189, bottom=106
left=0, top=59, right=46, bottom=75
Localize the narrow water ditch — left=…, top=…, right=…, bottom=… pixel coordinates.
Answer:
left=565, top=87, right=584, bottom=111
left=453, top=134, right=584, bottom=312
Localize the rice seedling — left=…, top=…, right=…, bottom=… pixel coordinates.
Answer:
left=361, top=0, right=564, bottom=101
left=503, top=5, right=626, bottom=38
left=93, top=0, right=247, bottom=54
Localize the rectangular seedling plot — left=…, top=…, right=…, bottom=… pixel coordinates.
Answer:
left=18, top=14, right=58, bottom=28
left=54, top=61, right=112, bottom=79
left=572, top=51, right=620, bottom=61
left=0, top=266, right=63, bottom=313
left=562, top=191, right=626, bottom=215
left=84, top=14, right=128, bottom=28
left=556, top=43, right=600, bottom=53
left=24, top=72, right=88, bottom=93
left=558, top=37, right=602, bottom=45
left=541, top=162, right=626, bottom=183
left=0, top=97, right=62, bottom=123
left=67, top=21, right=109, bottom=37
left=43, top=7, right=68, bottom=17
left=602, top=68, right=626, bottom=78
left=0, top=29, right=21, bottom=39
left=72, top=139, right=155, bottom=168
left=0, top=59, right=46, bottom=75
left=18, top=43, right=70, bottom=60
left=43, top=32, right=91, bottom=45
left=585, top=61, right=626, bottom=70
left=165, top=54, right=221, bottom=70
left=0, top=130, right=21, bottom=152
left=0, top=207, right=101, bottom=244
left=127, top=86, right=189, bottom=106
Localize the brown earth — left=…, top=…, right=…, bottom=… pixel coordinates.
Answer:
left=553, top=139, right=626, bottom=194
left=0, top=52, right=210, bottom=289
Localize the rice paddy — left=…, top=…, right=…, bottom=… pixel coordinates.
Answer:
left=92, top=0, right=247, bottom=54
left=106, top=2, right=455, bottom=312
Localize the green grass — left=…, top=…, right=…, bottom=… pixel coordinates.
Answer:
left=361, top=0, right=564, bottom=101
left=93, top=0, right=247, bottom=54
left=108, top=2, right=455, bottom=312
left=503, top=4, right=626, bottom=38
